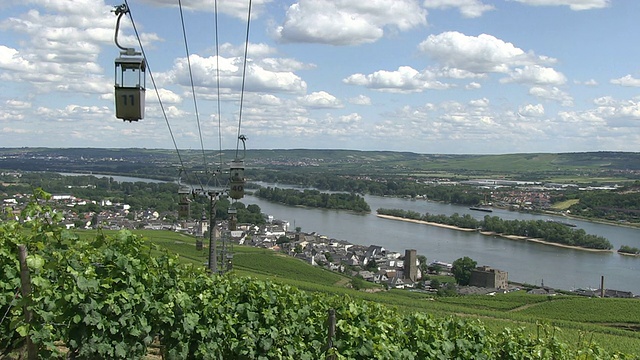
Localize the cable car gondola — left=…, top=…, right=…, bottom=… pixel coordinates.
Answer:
left=113, top=4, right=145, bottom=122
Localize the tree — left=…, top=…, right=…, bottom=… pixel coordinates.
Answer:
left=438, top=282, right=458, bottom=296
left=429, top=278, right=441, bottom=290
left=452, top=256, right=477, bottom=286
left=417, top=255, right=428, bottom=279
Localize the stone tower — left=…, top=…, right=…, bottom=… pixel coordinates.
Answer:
left=404, top=249, right=417, bottom=282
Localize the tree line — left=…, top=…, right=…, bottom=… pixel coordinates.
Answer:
left=566, top=184, right=640, bottom=223
left=1, top=172, right=266, bottom=225
left=251, top=170, right=484, bottom=205
left=253, top=187, right=371, bottom=213
left=377, top=208, right=613, bottom=250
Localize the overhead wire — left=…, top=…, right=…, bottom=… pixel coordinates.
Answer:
left=235, top=0, right=252, bottom=159
left=177, top=0, right=209, bottom=184
left=122, top=0, right=204, bottom=191
left=214, top=0, right=223, bottom=187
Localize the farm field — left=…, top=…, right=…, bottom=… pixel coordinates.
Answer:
left=96, top=229, right=640, bottom=356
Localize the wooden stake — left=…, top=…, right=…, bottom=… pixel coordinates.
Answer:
left=18, top=244, right=36, bottom=360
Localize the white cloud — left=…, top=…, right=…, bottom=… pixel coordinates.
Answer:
left=418, top=32, right=552, bottom=74
left=156, top=88, right=183, bottom=104
left=423, top=0, right=494, bottom=18
left=512, top=0, right=610, bottom=11
left=297, top=91, right=343, bottom=109
left=466, top=82, right=481, bottom=89
left=348, top=95, right=372, bottom=105
left=344, top=66, right=452, bottom=93
left=2, top=127, right=30, bottom=134
left=259, top=58, right=314, bottom=72
left=469, top=98, right=489, bottom=107
left=159, top=54, right=307, bottom=93
left=139, top=0, right=273, bottom=19
left=590, top=97, right=640, bottom=122
left=6, top=99, right=32, bottom=109
left=275, top=0, right=427, bottom=45
left=220, top=42, right=277, bottom=58
left=518, top=103, right=545, bottom=117
left=438, top=67, right=487, bottom=79
left=610, top=75, right=640, bottom=87
left=0, top=1, right=159, bottom=97
left=502, top=65, right=567, bottom=85
left=0, top=45, right=34, bottom=72
left=529, top=86, right=574, bottom=106
left=337, top=113, right=362, bottom=124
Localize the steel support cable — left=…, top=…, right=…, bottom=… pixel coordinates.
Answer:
left=178, top=0, right=209, bottom=185
left=214, top=0, right=223, bottom=186
left=235, top=0, right=252, bottom=159
left=122, top=0, right=202, bottom=190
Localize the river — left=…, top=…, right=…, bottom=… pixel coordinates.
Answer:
left=60, top=174, right=640, bottom=294
left=243, top=188, right=640, bottom=294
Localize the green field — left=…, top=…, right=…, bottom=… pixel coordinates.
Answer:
left=99, top=229, right=640, bottom=356
left=551, top=198, right=580, bottom=210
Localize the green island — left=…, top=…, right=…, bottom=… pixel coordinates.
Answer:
left=377, top=208, right=613, bottom=251
left=253, top=186, right=371, bottom=213
left=618, top=245, right=640, bottom=256
left=2, top=190, right=640, bottom=359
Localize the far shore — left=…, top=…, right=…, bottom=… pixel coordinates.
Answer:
left=377, top=214, right=613, bottom=253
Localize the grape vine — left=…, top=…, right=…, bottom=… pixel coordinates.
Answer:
left=0, top=189, right=634, bottom=359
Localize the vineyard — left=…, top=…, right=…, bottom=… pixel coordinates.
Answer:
left=1, top=190, right=639, bottom=359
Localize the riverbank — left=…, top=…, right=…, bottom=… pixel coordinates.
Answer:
left=376, top=214, right=477, bottom=232
left=377, top=214, right=613, bottom=253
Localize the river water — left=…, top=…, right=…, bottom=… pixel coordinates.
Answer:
left=60, top=174, right=640, bottom=294
left=243, top=190, right=640, bottom=295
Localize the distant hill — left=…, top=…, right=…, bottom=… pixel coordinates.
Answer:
left=1, top=148, right=639, bottom=181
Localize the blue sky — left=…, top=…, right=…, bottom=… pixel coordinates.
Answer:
left=1, top=0, right=638, bottom=154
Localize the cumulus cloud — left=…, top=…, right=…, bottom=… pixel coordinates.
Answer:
left=469, top=98, right=489, bottom=107
left=344, top=66, right=452, bottom=93
left=466, top=82, right=481, bottom=89
left=512, top=0, right=610, bottom=11
left=337, top=113, right=362, bottom=124
left=0, top=45, right=34, bottom=72
left=529, top=86, right=574, bottom=106
left=140, top=0, right=273, bottom=19
left=275, top=0, right=427, bottom=45
left=220, top=42, right=277, bottom=58
left=589, top=97, right=640, bottom=122
left=0, top=1, right=159, bottom=96
left=518, top=103, right=545, bottom=117
left=156, top=88, right=183, bottom=104
left=419, top=32, right=526, bottom=73
left=437, top=67, right=487, bottom=79
left=610, top=75, right=640, bottom=87
left=502, top=65, right=567, bottom=85
left=259, top=58, right=314, bottom=72
left=423, top=0, right=494, bottom=18
left=297, top=91, right=343, bottom=109
left=6, top=99, right=32, bottom=109
left=159, top=54, right=307, bottom=94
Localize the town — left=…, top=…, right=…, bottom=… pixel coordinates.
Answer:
left=2, top=187, right=635, bottom=299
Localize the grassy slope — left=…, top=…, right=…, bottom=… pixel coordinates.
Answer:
left=80, top=229, right=640, bottom=356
